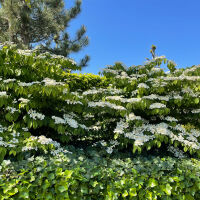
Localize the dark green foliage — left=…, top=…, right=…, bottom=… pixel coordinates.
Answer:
left=0, top=0, right=90, bottom=68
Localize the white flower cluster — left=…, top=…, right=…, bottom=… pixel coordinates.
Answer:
left=11, top=131, right=20, bottom=137
left=145, top=56, right=166, bottom=65
left=126, top=113, right=142, bottom=121
left=149, top=103, right=166, bottom=109
left=22, top=135, right=63, bottom=153
left=0, top=137, right=8, bottom=147
left=182, top=87, right=197, bottom=97
left=162, top=75, right=200, bottom=82
left=3, top=79, right=16, bottom=83
left=0, top=124, right=7, bottom=133
left=165, top=116, right=178, bottom=122
left=97, top=140, right=119, bottom=154
left=125, top=127, right=155, bottom=146
left=65, top=100, right=83, bottom=105
left=138, top=83, right=149, bottom=89
left=63, top=114, right=78, bottom=128
left=2, top=160, right=11, bottom=166
left=83, top=88, right=107, bottom=95
left=83, top=87, right=123, bottom=96
left=143, top=94, right=169, bottom=101
left=0, top=91, right=7, bottom=97
left=28, top=109, right=45, bottom=120
left=50, top=147, right=72, bottom=156
left=183, top=64, right=200, bottom=75
left=18, top=81, right=40, bottom=87
left=22, top=146, right=38, bottom=151
left=88, top=124, right=101, bottom=131
left=123, top=122, right=200, bottom=150
left=42, top=78, right=65, bottom=86
left=52, top=114, right=79, bottom=129
left=173, top=94, right=183, bottom=100
left=114, top=119, right=129, bottom=134
left=106, top=96, right=141, bottom=104
left=18, top=98, right=30, bottom=104
left=191, top=109, right=200, bottom=114
left=149, top=68, right=163, bottom=75
left=6, top=106, right=18, bottom=113
left=9, top=138, right=19, bottom=144
left=106, top=96, right=123, bottom=101
left=37, top=135, right=60, bottom=148
left=52, top=116, right=65, bottom=124
left=17, top=49, right=32, bottom=56
left=22, top=127, right=29, bottom=132
left=88, top=101, right=126, bottom=111
left=102, top=69, right=120, bottom=75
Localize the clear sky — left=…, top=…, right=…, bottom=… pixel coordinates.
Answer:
left=66, top=0, right=200, bottom=74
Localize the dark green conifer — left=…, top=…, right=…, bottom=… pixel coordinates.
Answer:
left=0, top=0, right=90, bottom=68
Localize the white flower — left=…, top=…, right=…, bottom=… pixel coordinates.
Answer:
left=0, top=91, right=7, bottom=96
left=18, top=98, right=30, bottom=104
left=192, top=109, right=200, bottom=114
left=22, top=127, right=29, bottom=132
left=3, top=79, right=16, bottom=83
left=42, top=78, right=64, bottom=86
left=149, top=103, right=166, bottom=109
left=28, top=109, right=45, bottom=120
left=6, top=106, right=18, bottom=113
left=65, top=100, right=83, bottom=105
left=88, top=101, right=126, bottom=111
left=114, top=120, right=129, bottom=134
left=126, top=113, right=142, bottom=121
left=106, top=147, right=113, bottom=154
left=28, top=156, right=35, bottom=162
left=100, top=141, right=107, bottom=146
left=18, top=81, right=40, bottom=87
left=52, top=116, right=65, bottom=124
left=134, top=140, right=144, bottom=146
left=165, top=116, right=178, bottom=122
left=2, top=160, right=11, bottom=166
left=22, top=146, right=38, bottom=151
left=138, top=83, right=149, bottom=89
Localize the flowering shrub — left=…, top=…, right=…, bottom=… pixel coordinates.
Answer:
left=0, top=43, right=200, bottom=199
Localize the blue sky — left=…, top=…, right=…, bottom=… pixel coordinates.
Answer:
left=66, top=0, right=200, bottom=74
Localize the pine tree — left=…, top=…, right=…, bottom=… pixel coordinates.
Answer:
left=0, top=0, right=90, bottom=68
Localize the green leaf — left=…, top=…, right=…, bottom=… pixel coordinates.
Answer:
left=19, top=191, right=29, bottom=199
left=64, top=170, right=73, bottom=179
left=9, top=150, right=16, bottom=156
left=7, top=188, right=18, bottom=196
left=184, top=146, right=188, bottom=152
left=164, top=184, right=172, bottom=195
left=129, top=188, right=137, bottom=197
left=57, top=185, right=67, bottom=193
left=122, top=190, right=128, bottom=197
left=157, top=141, right=162, bottom=148
left=80, top=184, right=88, bottom=194
left=48, top=173, right=55, bottom=180
left=194, top=98, right=199, bottom=104
left=148, top=178, right=158, bottom=188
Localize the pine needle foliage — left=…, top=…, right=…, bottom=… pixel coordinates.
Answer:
left=0, top=0, right=90, bottom=68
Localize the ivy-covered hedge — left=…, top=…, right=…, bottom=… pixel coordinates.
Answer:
left=1, top=147, right=200, bottom=200
left=0, top=43, right=200, bottom=199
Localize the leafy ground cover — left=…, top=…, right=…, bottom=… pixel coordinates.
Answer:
left=0, top=43, right=200, bottom=199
